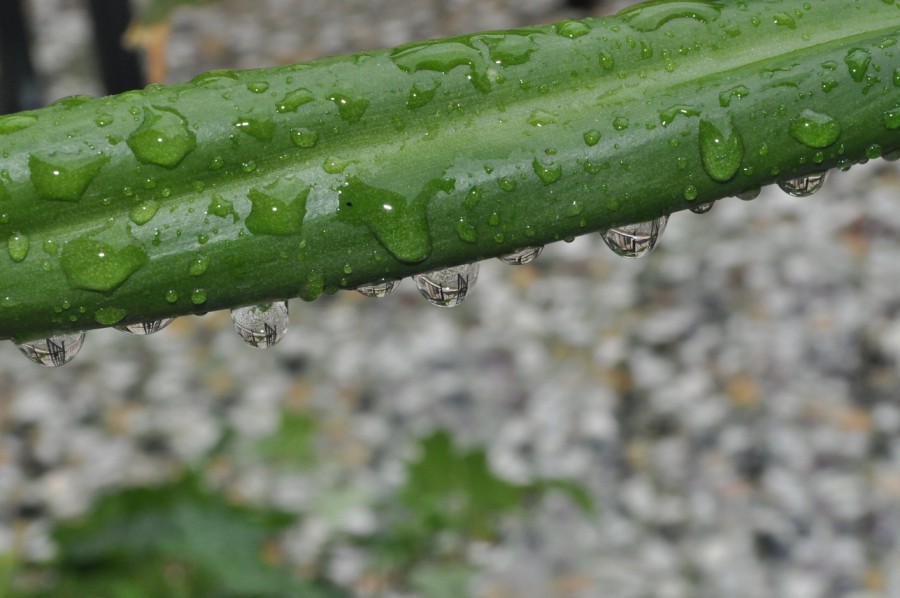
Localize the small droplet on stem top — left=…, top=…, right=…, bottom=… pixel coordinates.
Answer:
left=17, top=332, right=85, bottom=367
left=230, top=301, right=289, bottom=348
left=600, top=215, right=669, bottom=258
left=690, top=202, right=713, bottom=215
left=357, top=280, right=399, bottom=298
left=115, top=318, right=175, bottom=335
left=414, top=263, right=479, bottom=307
left=778, top=171, right=827, bottom=197
left=498, top=246, right=543, bottom=265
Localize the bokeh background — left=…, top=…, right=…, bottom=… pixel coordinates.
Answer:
left=1, top=0, right=900, bottom=596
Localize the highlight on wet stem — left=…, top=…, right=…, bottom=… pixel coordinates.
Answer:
left=0, top=0, right=898, bottom=365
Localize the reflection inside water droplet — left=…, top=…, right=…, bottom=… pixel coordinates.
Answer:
left=230, top=301, right=288, bottom=348
left=498, top=246, right=543, bottom=265
left=690, top=202, right=713, bottom=215
left=357, top=280, right=399, bottom=298
left=115, top=318, right=175, bottom=335
left=600, top=215, right=668, bottom=258
left=17, top=332, right=85, bottom=366
left=778, top=171, right=827, bottom=197
left=414, top=263, right=479, bottom=307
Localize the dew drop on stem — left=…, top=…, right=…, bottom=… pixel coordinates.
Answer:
left=778, top=171, right=828, bottom=197
left=498, top=246, right=543, bottom=265
left=230, top=301, right=289, bottom=348
left=414, top=263, right=479, bottom=307
left=115, top=318, right=175, bottom=335
left=17, top=332, right=85, bottom=367
left=357, top=280, right=399, bottom=298
left=600, top=215, right=668, bottom=258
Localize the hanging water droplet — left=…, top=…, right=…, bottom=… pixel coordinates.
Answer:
left=777, top=171, right=828, bottom=197
left=414, top=263, right=479, bottom=307
left=115, top=318, right=175, bottom=335
left=357, top=280, right=398, bottom=298
left=230, top=301, right=289, bottom=348
left=498, top=246, right=543, bottom=265
left=735, top=187, right=760, bottom=201
left=17, top=332, right=85, bottom=367
left=690, top=202, right=713, bottom=214
left=600, top=215, right=668, bottom=258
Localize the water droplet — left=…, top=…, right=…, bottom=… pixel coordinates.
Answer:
left=498, top=177, right=517, bottom=192
left=95, top=306, right=127, bottom=325
left=234, top=116, right=275, bottom=142
left=866, top=144, right=883, bottom=159
left=777, top=171, right=827, bottom=197
left=246, top=81, right=269, bottom=94
left=126, top=106, right=196, bottom=168
left=698, top=120, right=743, bottom=182
left=788, top=109, right=841, bottom=148
left=690, top=202, right=713, bottom=214
left=772, top=12, right=796, bottom=28
left=583, top=130, right=601, bottom=146
left=60, top=238, right=148, bottom=292
left=390, top=40, right=490, bottom=92
left=289, top=127, right=319, bottom=149
left=18, top=332, right=85, bottom=367
left=357, top=280, right=399, bottom=298
left=0, top=113, right=37, bottom=135
left=414, top=263, right=479, bottom=307
left=532, top=158, right=562, bottom=184
left=613, top=116, right=629, bottom=131
left=129, top=200, right=160, bottom=225
left=658, top=105, right=701, bottom=127
left=338, top=177, right=449, bottom=263
left=7, top=232, right=29, bottom=262
left=619, top=1, right=721, bottom=31
left=456, top=218, right=478, bottom=243
left=246, top=177, right=310, bottom=236
left=683, top=185, right=698, bottom=201
left=598, top=51, right=615, bottom=70
left=894, top=68, right=900, bottom=87
left=277, top=88, right=314, bottom=113
left=94, top=113, right=114, bottom=127
left=165, top=289, right=179, bottom=303
left=555, top=20, right=591, bottom=38
left=407, top=82, right=438, bottom=110
left=718, top=85, right=750, bottom=107
left=735, top=187, right=761, bottom=201
left=527, top=109, right=556, bottom=127
left=885, top=108, right=900, bottom=130
left=190, top=288, right=207, bottom=304
left=498, top=246, right=543, bottom=265
left=189, top=255, right=210, bottom=276
left=231, top=301, right=288, bottom=348
left=207, top=194, right=235, bottom=219
left=601, top=215, right=668, bottom=258
left=116, top=318, right=174, bottom=335
left=28, top=150, right=109, bottom=202
left=328, top=94, right=370, bottom=123
left=844, top=48, right=871, bottom=83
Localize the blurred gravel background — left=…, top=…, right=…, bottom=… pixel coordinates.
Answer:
left=3, top=0, right=900, bottom=596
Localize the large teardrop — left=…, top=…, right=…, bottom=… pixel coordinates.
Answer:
left=115, top=318, right=175, bottom=335
left=600, top=215, right=668, bottom=258
left=414, top=263, right=479, bottom=307
left=357, top=280, right=399, bottom=298
left=230, top=301, right=289, bottom=348
left=17, top=332, right=85, bottom=367
left=498, top=246, right=543, bottom=265
left=777, top=172, right=827, bottom=197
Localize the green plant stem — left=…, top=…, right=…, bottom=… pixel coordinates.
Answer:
left=0, top=0, right=898, bottom=341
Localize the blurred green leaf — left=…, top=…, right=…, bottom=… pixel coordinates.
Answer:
left=16, top=471, right=344, bottom=598
left=255, top=412, right=319, bottom=469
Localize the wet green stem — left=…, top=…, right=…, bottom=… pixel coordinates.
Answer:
left=0, top=0, right=898, bottom=341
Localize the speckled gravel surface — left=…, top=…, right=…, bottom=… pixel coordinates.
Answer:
left=4, top=1, right=900, bottom=596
